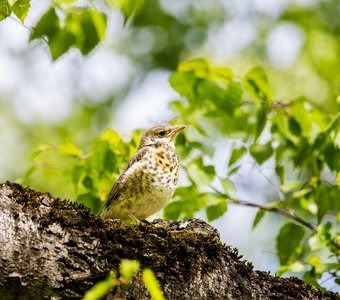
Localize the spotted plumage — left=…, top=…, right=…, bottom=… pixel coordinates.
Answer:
left=102, top=125, right=185, bottom=221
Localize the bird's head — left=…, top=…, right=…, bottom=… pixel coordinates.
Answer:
left=138, top=125, right=186, bottom=148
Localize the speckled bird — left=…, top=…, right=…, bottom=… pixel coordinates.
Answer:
left=102, top=125, right=186, bottom=221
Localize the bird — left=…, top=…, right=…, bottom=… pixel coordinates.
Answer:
left=102, top=125, right=186, bottom=221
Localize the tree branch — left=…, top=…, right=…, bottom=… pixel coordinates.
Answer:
left=210, top=186, right=316, bottom=230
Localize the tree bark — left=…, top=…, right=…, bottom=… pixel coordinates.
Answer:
left=0, top=182, right=337, bottom=300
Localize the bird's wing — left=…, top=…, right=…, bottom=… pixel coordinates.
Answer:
left=105, top=146, right=149, bottom=208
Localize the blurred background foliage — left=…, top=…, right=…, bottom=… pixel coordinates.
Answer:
left=0, top=0, right=339, bottom=292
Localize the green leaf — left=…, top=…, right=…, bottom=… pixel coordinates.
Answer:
left=29, top=144, right=53, bottom=160
left=276, top=222, right=306, bottom=265
left=178, top=59, right=233, bottom=83
left=223, top=82, right=243, bottom=115
left=119, top=259, right=140, bottom=283
left=106, top=0, right=145, bottom=22
left=290, top=99, right=311, bottom=137
left=315, top=185, right=340, bottom=222
left=178, top=58, right=209, bottom=78
left=302, top=270, right=321, bottom=288
left=253, top=209, right=266, bottom=229
left=249, top=142, right=273, bottom=164
left=142, top=268, right=165, bottom=300
left=70, top=164, right=84, bottom=186
left=30, top=7, right=60, bottom=41
left=227, top=165, right=240, bottom=176
left=197, top=80, right=224, bottom=103
left=220, top=178, right=235, bottom=196
left=88, top=9, right=107, bottom=41
left=323, top=142, right=340, bottom=171
left=83, top=271, right=116, bottom=300
left=209, top=66, right=234, bottom=83
left=163, top=200, right=182, bottom=220
left=255, top=105, right=269, bottom=140
left=11, top=0, right=30, bottom=22
left=244, top=67, right=272, bottom=102
left=169, top=71, right=197, bottom=100
left=53, top=0, right=77, bottom=8
left=79, top=9, right=107, bottom=55
left=58, top=140, right=83, bottom=157
left=187, top=157, right=215, bottom=187
left=275, top=164, right=284, bottom=184
left=288, top=117, right=302, bottom=136
left=49, top=30, right=75, bottom=60
left=164, top=186, right=207, bottom=220
left=229, top=146, right=246, bottom=166
left=206, top=198, right=227, bottom=221
left=0, top=0, right=11, bottom=21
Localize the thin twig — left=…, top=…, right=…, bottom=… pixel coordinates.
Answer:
left=10, top=15, right=49, bottom=45
left=229, top=197, right=316, bottom=230
left=210, top=185, right=316, bottom=230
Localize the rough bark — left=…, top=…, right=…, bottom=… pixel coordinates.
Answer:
left=0, top=182, right=337, bottom=300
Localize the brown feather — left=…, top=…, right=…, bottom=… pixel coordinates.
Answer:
left=105, top=146, right=150, bottom=208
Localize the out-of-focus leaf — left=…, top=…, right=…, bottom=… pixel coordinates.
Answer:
left=120, top=259, right=139, bottom=283
left=70, top=164, right=84, bottom=186
left=288, top=261, right=305, bottom=273
left=83, top=271, right=116, bottom=300
left=20, top=166, right=37, bottom=182
left=228, top=146, right=246, bottom=166
left=288, top=117, right=302, bottom=136
left=277, top=222, right=306, bottom=265
left=323, top=142, right=340, bottom=171
left=253, top=209, right=266, bottom=229
left=178, top=58, right=209, bottom=78
left=169, top=71, right=197, bottom=100
left=58, top=140, right=83, bottom=157
left=79, top=9, right=107, bottom=55
left=275, top=164, right=284, bottom=184
left=0, top=0, right=11, bottom=21
left=255, top=104, right=269, bottom=140
left=142, top=268, right=165, bottom=300
left=187, top=157, right=215, bottom=187
left=197, top=80, right=224, bottom=103
left=228, top=165, right=240, bottom=176
left=206, top=198, right=227, bottom=221
left=164, top=186, right=207, bottom=220
left=223, top=82, right=243, bottom=115
left=29, top=144, right=53, bottom=160
left=220, top=178, right=236, bottom=196
left=302, top=270, right=321, bottom=288
left=11, top=0, right=30, bottom=22
left=244, top=67, right=272, bottom=102
left=178, top=58, right=233, bottom=83
left=315, top=185, right=340, bottom=222
left=30, top=7, right=60, bottom=40
left=106, top=0, right=145, bottom=22
left=249, top=142, right=273, bottom=164
left=53, top=0, right=77, bottom=8
left=290, top=99, right=311, bottom=138
left=49, top=30, right=75, bottom=60
left=209, top=67, right=234, bottom=83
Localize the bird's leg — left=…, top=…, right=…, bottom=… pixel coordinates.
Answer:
left=128, top=212, right=141, bottom=224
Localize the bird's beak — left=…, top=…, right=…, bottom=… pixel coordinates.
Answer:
left=169, top=125, right=186, bottom=139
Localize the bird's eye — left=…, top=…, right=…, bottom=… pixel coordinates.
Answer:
left=158, top=130, right=166, bottom=137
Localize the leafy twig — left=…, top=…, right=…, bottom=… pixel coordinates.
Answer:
left=210, top=185, right=316, bottom=230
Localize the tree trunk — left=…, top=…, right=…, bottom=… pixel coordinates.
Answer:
left=0, top=182, right=337, bottom=299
